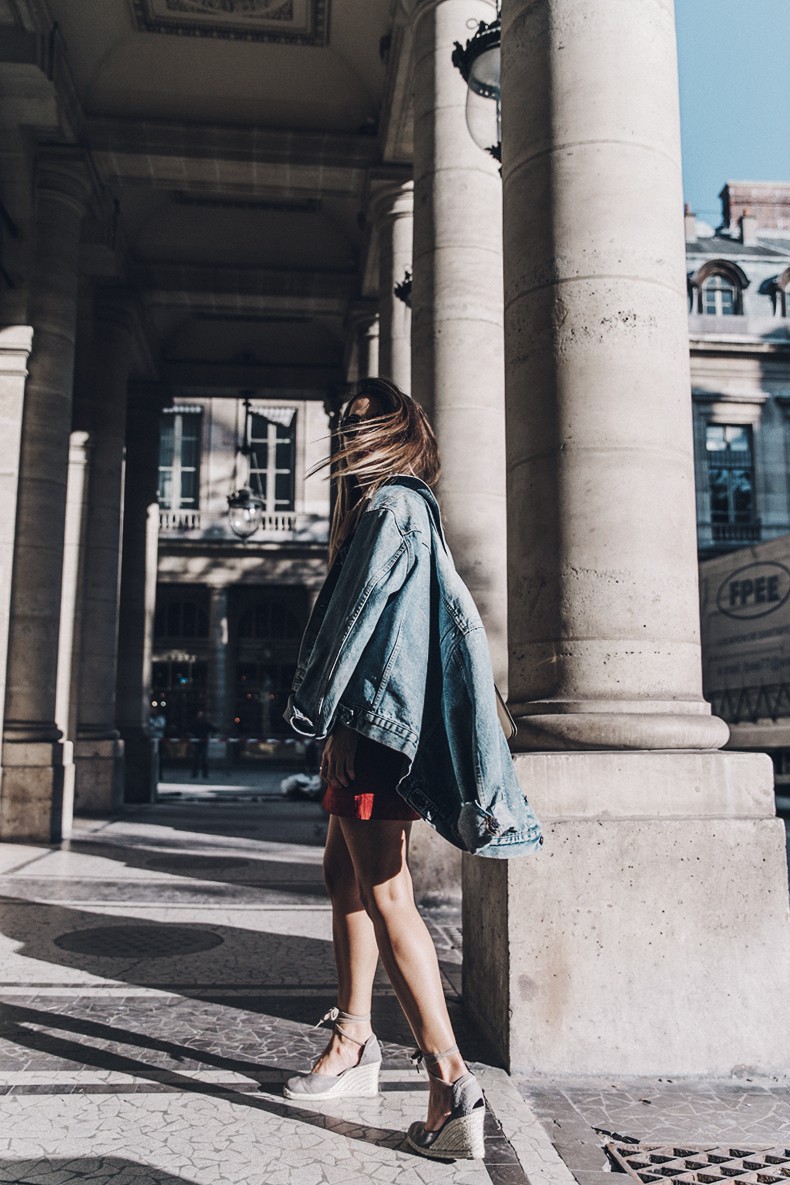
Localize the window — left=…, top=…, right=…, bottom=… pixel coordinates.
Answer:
left=248, top=410, right=296, bottom=512
left=154, top=598, right=209, bottom=641
left=705, top=425, right=756, bottom=527
left=777, top=268, right=790, bottom=318
left=702, top=274, right=738, bottom=316
left=158, top=409, right=202, bottom=510
left=691, top=261, right=747, bottom=316
left=235, top=595, right=303, bottom=735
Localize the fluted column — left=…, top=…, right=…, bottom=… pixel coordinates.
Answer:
left=116, top=385, right=168, bottom=804
left=1, top=151, right=90, bottom=842
left=369, top=179, right=413, bottom=392
left=411, top=0, right=508, bottom=680
left=72, top=293, right=136, bottom=811
left=501, top=0, right=727, bottom=749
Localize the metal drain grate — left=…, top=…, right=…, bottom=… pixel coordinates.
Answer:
left=54, top=925, right=224, bottom=959
left=606, top=1144, right=790, bottom=1185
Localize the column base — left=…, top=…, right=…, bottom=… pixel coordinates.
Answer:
left=0, top=739, right=73, bottom=842
left=74, top=737, right=124, bottom=814
left=119, top=728, right=157, bottom=804
left=463, top=750, right=790, bottom=1075
left=513, top=709, right=730, bottom=751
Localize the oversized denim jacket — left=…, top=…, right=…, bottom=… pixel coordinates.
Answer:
left=284, top=476, right=542, bottom=859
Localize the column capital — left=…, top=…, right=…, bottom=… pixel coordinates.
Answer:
left=0, top=325, right=34, bottom=376
left=367, top=175, right=414, bottom=228
left=345, top=299, right=380, bottom=335
left=94, top=285, right=140, bottom=352
left=34, top=147, right=92, bottom=215
left=412, top=0, right=497, bottom=21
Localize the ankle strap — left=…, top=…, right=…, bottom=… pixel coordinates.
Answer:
left=313, top=1006, right=372, bottom=1049
left=410, top=1043, right=459, bottom=1073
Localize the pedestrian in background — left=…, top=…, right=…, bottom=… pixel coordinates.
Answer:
left=188, top=709, right=214, bottom=778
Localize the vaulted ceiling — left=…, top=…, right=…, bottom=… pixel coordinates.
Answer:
left=3, top=0, right=413, bottom=396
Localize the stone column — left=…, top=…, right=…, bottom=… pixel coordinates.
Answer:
left=344, top=304, right=380, bottom=384
left=72, top=294, right=136, bottom=812
left=463, top=0, right=790, bottom=1076
left=369, top=179, right=413, bottom=392
left=116, top=385, right=168, bottom=804
left=0, top=327, right=33, bottom=777
left=207, top=585, right=230, bottom=734
left=55, top=429, right=92, bottom=835
left=411, top=0, right=508, bottom=681
left=358, top=312, right=380, bottom=381
left=1, top=151, right=89, bottom=843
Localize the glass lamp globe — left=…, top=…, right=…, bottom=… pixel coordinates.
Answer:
left=227, top=487, right=263, bottom=540
left=452, top=17, right=501, bottom=161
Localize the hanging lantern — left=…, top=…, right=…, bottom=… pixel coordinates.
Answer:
left=227, top=394, right=265, bottom=540
left=451, top=13, right=501, bottom=162
left=227, top=486, right=264, bottom=540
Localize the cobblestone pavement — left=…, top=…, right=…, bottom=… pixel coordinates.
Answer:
left=0, top=798, right=787, bottom=1184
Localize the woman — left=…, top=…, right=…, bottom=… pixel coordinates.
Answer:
left=283, top=379, right=542, bottom=1161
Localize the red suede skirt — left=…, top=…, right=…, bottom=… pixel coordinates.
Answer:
left=321, top=732, right=419, bottom=821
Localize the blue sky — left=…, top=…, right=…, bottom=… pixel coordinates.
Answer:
left=675, top=0, right=790, bottom=226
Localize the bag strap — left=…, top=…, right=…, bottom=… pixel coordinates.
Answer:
left=495, top=683, right=518, bottom=740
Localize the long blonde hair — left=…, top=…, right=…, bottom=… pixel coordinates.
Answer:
left=321, top=379, right=441, bottom=564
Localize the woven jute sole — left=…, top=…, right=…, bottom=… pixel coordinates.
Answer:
left=407, top=1110, right=486, bottom=1160
left=282, top=1059, right=380, bottom=1102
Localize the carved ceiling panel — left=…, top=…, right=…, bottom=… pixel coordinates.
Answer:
left=128, top=0, right=329, bottom=45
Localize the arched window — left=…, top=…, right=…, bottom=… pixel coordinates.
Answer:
left=690, top=261, right=748, bottom=316
left=702, top=274, right=738, bottom=316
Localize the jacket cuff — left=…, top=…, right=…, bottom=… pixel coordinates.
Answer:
left=283, top=696, right=318, bottom=738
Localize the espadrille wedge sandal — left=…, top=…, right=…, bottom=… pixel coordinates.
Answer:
left=406, top=1044, right=486, bottom=1161
left=282, top=1007, right=381, bottom=1102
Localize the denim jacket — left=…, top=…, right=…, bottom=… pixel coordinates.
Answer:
left=284, top=476, right=542, bottom=858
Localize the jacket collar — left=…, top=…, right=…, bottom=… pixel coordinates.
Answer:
left=384, top=475, right=448, bottom=549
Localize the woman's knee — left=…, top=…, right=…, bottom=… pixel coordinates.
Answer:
left=357, top=872, right=414, bottom=925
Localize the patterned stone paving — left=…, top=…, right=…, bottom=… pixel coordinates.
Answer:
left=517, top=1079, right=790, bottom=1185
left=0, top=802, right=786, bottom=1185
left=0, top=806, right=532, bottom=1184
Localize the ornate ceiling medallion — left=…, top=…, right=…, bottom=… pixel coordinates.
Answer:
left=128, top=0, right=329, bottom=46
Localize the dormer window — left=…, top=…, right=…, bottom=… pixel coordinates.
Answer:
left=689, top=260, right=748, bottom=316
left=702, top=274, right=738, bottom=316
left=776, top=266, right=790, bottom=317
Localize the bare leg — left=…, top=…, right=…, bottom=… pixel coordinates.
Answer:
left=312, top=815, right=379, bottom=1075
left=339, top=817, right=466, bottom=1131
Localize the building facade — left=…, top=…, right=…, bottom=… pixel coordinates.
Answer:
left=153, top=395, right=330, bottom=743
left=688, top=182, right=790, bottom=559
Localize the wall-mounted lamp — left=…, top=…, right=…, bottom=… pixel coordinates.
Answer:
left=451, top=7, right=501, bottom=162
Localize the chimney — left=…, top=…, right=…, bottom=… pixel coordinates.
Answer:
left=739, top=207, right=758, bottom=245
left=684, top=202, right=698, bottom=242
